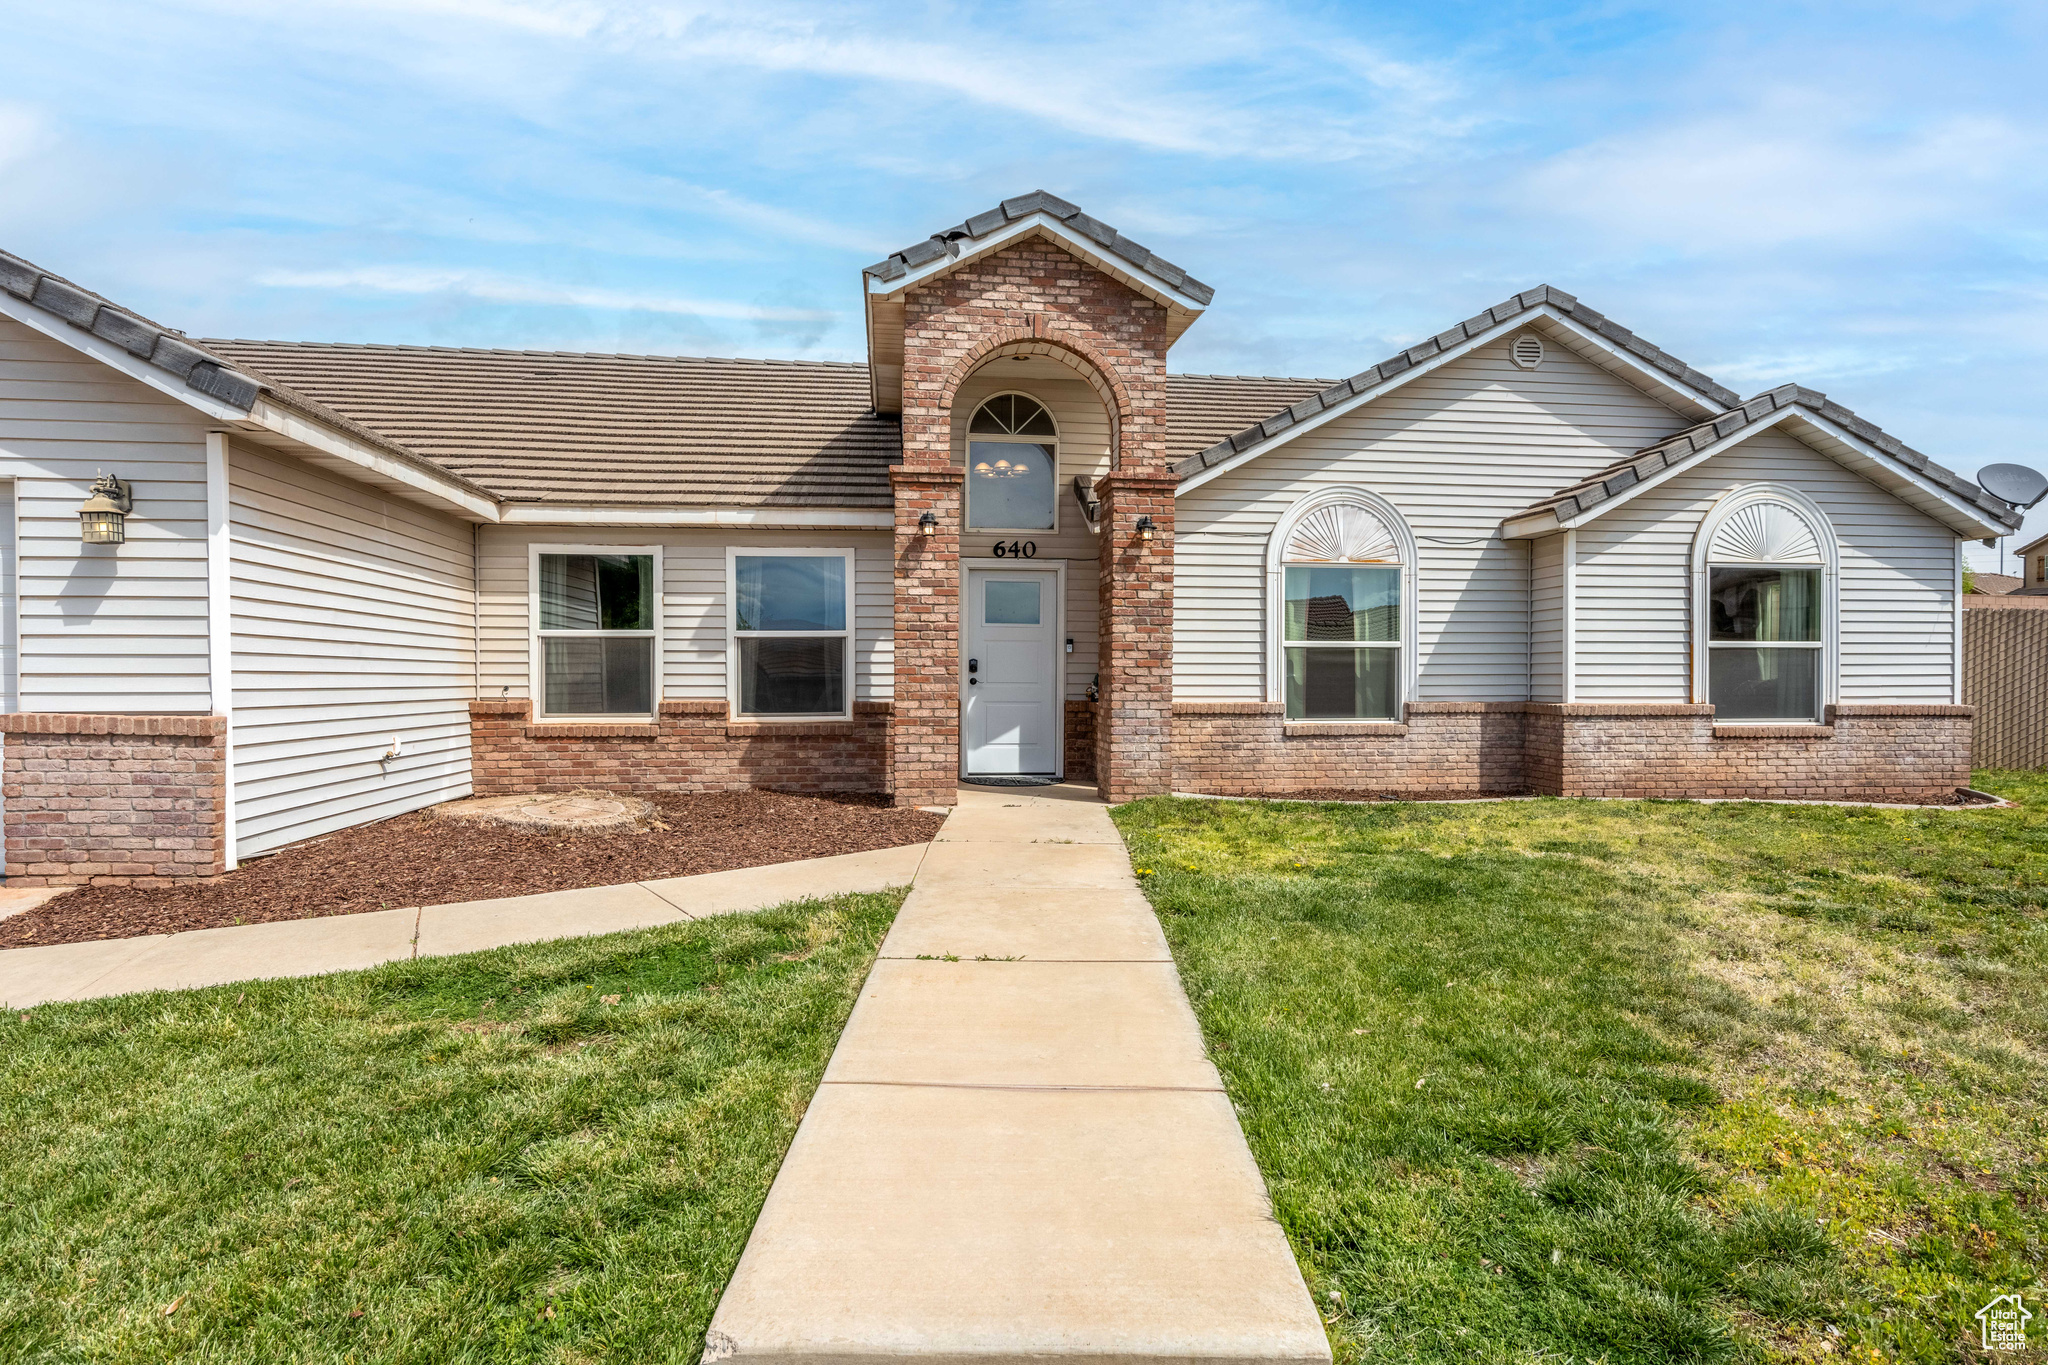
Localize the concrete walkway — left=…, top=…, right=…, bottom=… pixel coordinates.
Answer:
left=706, top=785, right=1330, bottom=1365
left=0, top=842, right=929, bottom=1009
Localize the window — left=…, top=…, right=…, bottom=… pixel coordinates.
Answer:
left=1696, top=492, right=1832, bottom=723
left=1273, top=495, right=1411, bottom=721
left=967, top=394, right=1056, bottom=531
left=535, top=550, right=657, bottom=717
left=729, top=549, right=854, bottom=718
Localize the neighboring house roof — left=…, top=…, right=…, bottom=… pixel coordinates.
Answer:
left=1969, top=573, right=2022, bottom=595
left=2015, top=531, right=2048, bottom=557
left=1503, top=382, right=2020, bottom=539
left=203, top=341, right=903, bottom=508
left=1172, top=285, right=1744, bottom=485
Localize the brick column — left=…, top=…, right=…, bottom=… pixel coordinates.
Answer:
left=890, top=466, right=964, bottom=807
left=1094, top=472, right=1177, bottom=802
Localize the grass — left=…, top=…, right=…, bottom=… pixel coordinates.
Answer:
left=0, top=889, right=902, bottom=1365
left=1114, top=777, right=2048, bottom=1365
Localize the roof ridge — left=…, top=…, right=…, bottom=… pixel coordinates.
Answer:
left=864, top=190, right=1215, bottom=306
left=203, top=339, right=870, bottom=369
left=1171, top=284, right=1745, bottom=481
left=1516, top=381, right=2018, bottom=530
left=1170, top=372, right=1340, bottom=385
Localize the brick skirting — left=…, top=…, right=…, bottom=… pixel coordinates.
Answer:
left=469, top=699, right=892, bottom=796
left=1174, top=701, right=1527, bottom=796
left=2, top=713, right=229, bottom=886
left=1174, top=701, right=1973, bottom=803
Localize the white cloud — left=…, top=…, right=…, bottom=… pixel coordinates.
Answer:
left=1517, top=91, right=2037, bottom=251
left=256, top=264, right=838, bottom=322
left=0, top=102, right=46, bottom=173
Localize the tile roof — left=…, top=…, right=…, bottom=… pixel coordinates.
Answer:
left=201, top=341, right=905, bottom=507
left=0, top=247, right=499, bottom=503
left=1172, top=285, right=1744, bottom=482
left=865, top=190, right=1216, bottom=306
left=204, top=341, right=1335, bottom=506
left=1164, top=374, right=1335, bottom=467
left=1514, top=382, right=2021, bottom=530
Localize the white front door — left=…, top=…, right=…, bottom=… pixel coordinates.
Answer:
left=963, top=569, right=1059, bottom=775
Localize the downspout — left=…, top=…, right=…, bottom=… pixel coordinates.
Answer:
left=205, top=431, right=237, bottom=872
left=473, top=521, right=482, bottom=700
left=1525, top=538, right=1534, bottom=702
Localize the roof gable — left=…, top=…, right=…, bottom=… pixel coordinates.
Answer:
left=1173, top=286, right=1742, bottom=492
left=1503, top=383, right=2018, bottom=541
left=863, top=191, right=1211, bottom=414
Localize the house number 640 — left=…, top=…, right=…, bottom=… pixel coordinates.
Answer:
left=991, top=540, right=1037, bottom=558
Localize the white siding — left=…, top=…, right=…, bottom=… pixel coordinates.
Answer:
left=1529, top=532, right=1564, bottom=702
left=479, top=526, right=894, bottom=702
left=0, top=314, right=212, bottom=711
left=951, top=360, right=1108, bottom=699
left=228, top=439, right=476, bottom=856
left=1175, top=335, right=1691, bottom=700
left=1574, top=428, right=1960, bottom=701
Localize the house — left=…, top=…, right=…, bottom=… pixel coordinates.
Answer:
left=1962, top=535, right=2048, bottom=608
left=0, top=192, right=2018, bottom=886
left=1967, top=572, right=2021, bottom=595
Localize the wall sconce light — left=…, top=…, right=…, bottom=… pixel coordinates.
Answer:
left=78, top=473, right=132, bottom=545
left=1135, top=515, right=1155, bottom=542
left=918, top=510, right=938, bottom=536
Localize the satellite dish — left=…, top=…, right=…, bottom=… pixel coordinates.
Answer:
left=1978, top=463, right=2048, bottom=510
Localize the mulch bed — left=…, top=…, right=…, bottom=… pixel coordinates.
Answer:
left=0, top=791, right=944, bottom=949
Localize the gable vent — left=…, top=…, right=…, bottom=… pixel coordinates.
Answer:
left=1511, top=334, right=1545, bottom=369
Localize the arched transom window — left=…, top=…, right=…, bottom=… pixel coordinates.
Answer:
left=1276, top=495, right=1411, bottom=721
left=967, top=394, right=1057, bottom=531
left=1696, top=489, right=1835, bottom=723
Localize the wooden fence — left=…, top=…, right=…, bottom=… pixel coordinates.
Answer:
left=1964, top=608, right=2048, bottom=768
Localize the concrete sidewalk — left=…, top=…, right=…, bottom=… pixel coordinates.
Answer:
left=0, top=842, right=929, bottom=1009
left=706, top=785, right=1330, bottom=1365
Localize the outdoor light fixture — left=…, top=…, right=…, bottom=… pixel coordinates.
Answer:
left=918, top=510, right=938, bottom=536
left=78, top=473, right=132, bottom=545
left=1135, top=515, right=1155, bottom=542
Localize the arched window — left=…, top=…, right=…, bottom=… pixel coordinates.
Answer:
left=1692, top=485, right=1837, bottom=723
left=1268, top=489, right=1417, bottom=721
left=967, top=393, right=1058, bottom=531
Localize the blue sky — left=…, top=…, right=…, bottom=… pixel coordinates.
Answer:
left=4, top=1, right=2045, bottom=563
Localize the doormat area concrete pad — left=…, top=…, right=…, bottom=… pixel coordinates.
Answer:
left=959, top=774, right=1062, bottom=787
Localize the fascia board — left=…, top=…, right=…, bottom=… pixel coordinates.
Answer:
left=1786, top=410, right=2016, bottom=539
left=1175, top=303, right=1736, bottom=498
left=0, top=290, right=249, bottom=422
left=499, top=505, right=894, bottom=529
left=868, top=214, right=1212, bottom=314
left=246, top=397, right=499, bottom=521
left=1500, top=409, right=1800, bottom=540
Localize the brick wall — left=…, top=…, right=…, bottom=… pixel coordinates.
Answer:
left=1064, top=700, right=1097, bottom=781
left=470, top=698, right=891, bottom=796
left=893, top=236, right=1172, bottom=806
left=2, top=713, right=228, bottom=886
left=1173, top=701, right=1527, bottom=796
left=1527, top=702, right=1973, bottom=802
left=1173, top=701, right=1973, bottom=803
left=1095, top=473, right=1176, bottom=800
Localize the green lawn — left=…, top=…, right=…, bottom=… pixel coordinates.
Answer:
left=1116, top=778, right=2048, bottom=1365
left=0, top=889, right=901, bottom=1365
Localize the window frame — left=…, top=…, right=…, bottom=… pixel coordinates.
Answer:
left=529, top=543, right=663, bottom=722
left=1265, top=487, right=1419, bottom=722
left=1690, top=485, right=1838, bottom=724
left=725, top=545, right=858, bottom=722
left=964, top=391, right=1060, bottom=535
